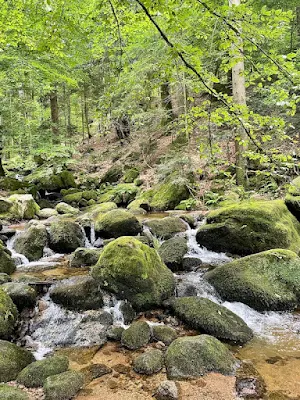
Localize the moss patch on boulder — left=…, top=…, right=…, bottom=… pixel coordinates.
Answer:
left=2, top=283, right=37, bottom=311
left=8, top=194, right=40, bottom=219
left=133, top=349, right=164, bottom=375
left=165, top=335, right=237, bottom=379
left=95, top=209, right=142, bottom=238
left=205, top=249, right=300, bottom=311
left=0, top=384, right=29, bottom=400
left=0, top=243, right=16, bottom=275
left=43, top=370, right=84, bottom=400
left=14, top=224, right=48, bottom=261
left=143, top=180, right=189, bottom=211
left=100, top=165, right=123, bottom=184
left=121, top=321, right=151, bottom=350
left=38, top=208, right=58, bottom=219
left=0, top=288, right=18, bottom=339
left=123, top=168, right=140, bottom=183
left=169, top=297, right=253, bottom=344
left=196, top=200, right=300, bottom=255
left=0, top=340, right=35, bottom=382
left=49, top=221, right=85, bottom=253
left=55, top=202, right=79, bottom=215
left=69, top=248, right=102, bottom=268
left=144, top=217, right=187, bottom=240
left=158, top=237, right=188, bottom=272
left=0, top=273, right=11, bottom=284
left=98, top=184, right=138, bottom=206
left=92, top=237, right=175, bottom=310
left=152, top=325, right=177, bottom=345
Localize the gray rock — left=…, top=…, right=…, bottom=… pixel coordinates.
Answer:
left=121, top=321, right=151, bottom=350
left=154, top=381, right=179, bottom=400
left=133, top=349, right=164, bottom=375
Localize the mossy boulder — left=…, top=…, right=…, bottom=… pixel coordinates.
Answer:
left=87, top=202, right=118, bottom=216
left=69, top=248, right=102, bottom=268
left=49, top=221, right=85, bottom=253
left=0, top=288, right=18, bottom=339
left=14, top=224, right=48, bottom=261
left=158, top=237, right=188, bottom=272
left=0, top=273, right=11, bottom=284
left=26, top=169, right=76, bottom=191
left=148, top=181, right=190, bottom=211
left=2, top=283, right=37, bottom=311
left=8, top=194, right=40, bottom=219
left=95, top=209, right=142, bottom=238
left=127, top=198, right=150, bottom=214
left=196, top=200, right=300, bottom=255
left=107, top=326, right=125, bottom=341
left=43, top=370, right=84, bottom=400
left=123, top=168, right=139, bottom=183
left=0, top=198, right=13, bottom=214
left=133, top=349, right=164, bottom=375
left=205, top=249, right=300, bottom=311
left=0, top=177, right=32, bottom=192
left=169, top=297, right=253, bottom=344
left=0, top=243, right=16, bottom=275
left=144, top=217, right=187, bottom=240
left=92, top=237, right=175, bottom=310
left=0, top=385, right=29, bottom=400
left=100, top=165, right=123, bottom=184
left=38, top=208, right=58, bottom=219
left=50, top=276, right=103, bottom=311
left=165, top=335, right=237, bottom=379
left=98, top=184, right=138, bottom=206
left=55, top=202, right=79, bottom=215
left=0, top=340, right=35, bottom=382
left=152, top=325, right=177, bottom=345
left=17, top=356, right=69, bottom=388
left=285, top=177, right=300, bottom=222
left=121, top=321, right=151, bottom=350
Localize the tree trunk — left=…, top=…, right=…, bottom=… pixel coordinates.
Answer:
left=230, top=0, right=247, bottom=187
left=297, top=7, right=300, bottom=41
left=161, top=80, right=174, bottom=123
left=0, top=117, right=5, bottom=177
left=83, top=85, right=91, bottom=139
left=50, top=90, right=59, bottom=140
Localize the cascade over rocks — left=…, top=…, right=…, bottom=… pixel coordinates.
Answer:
left=49, top=220, right=85, bottom=253
left=95, top=209, right=142, bottom=238
left=0, top=288, right=18, bottom=339
left=169, top=297, right=253, bottom=344
left=0, top=340, right=35, bottom=382
left=165, top=335, right=237, bottom=379
left=196, top=200, right=300, bottom=255
left=205, top=249, right=300, bottom=311
left=14, top=224, right=48, bottom=261
left=144, top=217, right=187, bottom=240
left=92, top=236, right=175, bottom=310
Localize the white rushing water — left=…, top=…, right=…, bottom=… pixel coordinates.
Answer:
left=7, top=232, right=30, bottom=265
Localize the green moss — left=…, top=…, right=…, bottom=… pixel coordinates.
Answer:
left=63, top=192, right=83, bottom=204
left=92, top=237, right=175, bottom=310
left=14, top=225, right=48, bottom=261
left=133, top=349, right=163, bottom=375
left=158, top=237, right=188, bottom=272
left=0, top=288, right=18, bottom=339
left=55, top=202, right=79, bottom=215
left=25, top=169, right=76, bottom=191
left=86, top=202, right=118, bottom=217
left=170, top=297, right=253, bottom=344
left=0, top=340, right=35, bottom=382
left=9, top=194, right=40, bottom=219
left=0, top=385, right=29, bottom=400
left=60, top=188, right=80, bottom=197
left=44, top=370, right=84, bottom=400
left=0, top=273, right=11, bottom=284
left=121, top=321, right=151, bottom=350
left=196, top=200, right=300, bottom=255
left=82, top=190, right=98, bottom=201
left=100, top=165, right=123, bottom=184
left=165, top=335, right=237, bottom=379
left=0, top=198, right=12, bottom=214
left=123, top=168, right=139, bottom=183
left=70, top=248, right=102, bottom=268
left=127, top=198, right=150, bottom=213
left=95, top=209, right=142, bottom=238
left=144, top=217, right=187, bottom=240
left=287, top=176, right=300, bottom=196
left=49, top=221, right=85, bottom=253
left=285, top=193, right=300, bottom=222
left=0, top=243, right=16, bottom=275
left=205, top=249, right=300, bottom=311
left=152, top=325, right=177, bottom=345
left=38, top=208, right=58, bottom=218
left=2, top=283, right=37, bottom=311
left=98, top=184, right=138, bottom=205
left=148, top=181, right=189, bottom=211
left=107, top=326, right=125, bottom=341
left=17, top=356, right=69, bottom=388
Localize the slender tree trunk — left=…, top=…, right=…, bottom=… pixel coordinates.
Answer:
left=50, top=90, right=59, bottom=140
left=83, top=85, right=91, bottom=139
left=297, top=7, right=300, bottom=42
left=161, top=79, right=174, bottom=123
left=230, top=0, right=247, bottom=187
left=0, top=117, right=5, bottom=177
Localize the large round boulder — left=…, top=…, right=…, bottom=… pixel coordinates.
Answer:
left=0, top=288, right=18, bottom=339
left=133, top=349, right=164, bottom=375
left=205, top=249, right=300, bottom=311
left=196, top=200, right=300, bottom=256
left=148, top=180, right=189, bottom=211
left=14, top=224, right=48, bottom=261
left=92, top=237, right=175, bottom=310
left=43, top=370, right=84, bottom=400
left=55, top=202, right=79, bottom=215
left=121, top=321, right=151, bottom=350
left=17, top=355, right=69, bottom=388
left=2, top=283, right=37, bottom=311
left=8, top=194, right=40, bottom=220
left=50, top=276, right=103, bottom=311
left=49, top=221, right=85, bottom=253
left=144, top=217, right=186, bottom=240
left=0, top=340, right=35, bottom=382
left=158, top=237, right=188, bottom=271
left=94, top=209, right=142, bottom=238
left=165, top=335, right=237, bottom=379
left=0, top=243, right=15, bottom=275
left=169, top=297, right=253, bottom=344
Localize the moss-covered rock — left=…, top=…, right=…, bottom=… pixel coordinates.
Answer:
left=55, top=202, right=79, bottom=215
left=69, top=248, right=101, bottom=268
left=285, top=177, right=300, bottom=221
left=49, top=221, right=85, bottom=253
left=121, top=321, right=151, bottom=350
left=0, top=243, right=16, bottom=275
left=123, top=168, right=139, bottom=183
left=158, top=237, right=188, bottom=272
left=144, top=217, right=187, bottom=240
left=107, top=326, right=125, bottom=341
left=8, top=194, right=40, bottom=219
left=0, top=288, right=18, bottom=339
left=133, top=349, right=164, bottom=375
left=2, top=283, right=37, bottom=311
left=170, top=297, right=253, bottom=344
left=92, top=237, right=175, bottom=310
left=152, top=325, right=177, bottom=345
left=82, top=190, right=98, bottom=201
left=87, top=202, right=118, bottom=216
left=0, top=198, right=13, bottom=214
left=127, top=198, right=150, bottom=214
left=98, top=184, right=138, bottom=206
left=0, top=340, right=35, bottom=382
left=17, top=356, right=69, bottom=388
left=95, top=209, right=142, bottom=238
left=0, top=385, right=29, bottom=400
left=63, top=192, right=83, bottom=204
left=14, top=224, right=48, bottom=261
left=0, top=177, right=32, bottom=192
left=148, top=181, right=189, bottom=211
left=196, top=200, right=300, bottom=255
left=43, top=370, right=84, bottom=400
left=0, top=273, right=11, bottom=284
left=50, top=276, right=103, bottom=311
left=38, top=208, right=58, bottom=219
left=100, top=165, right=123, bottom=184
left=205, top=249, right=300, bottom=311
left=165, top=335, right=237, bottom=379
left=25, top=169, right=76, bottom=192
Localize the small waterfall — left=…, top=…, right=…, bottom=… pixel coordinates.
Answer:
left=103, top=295, right=125, bottom=327
left=90, top=222, right=96, bottom=246
left=7, top=232, right=30, bottom=266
